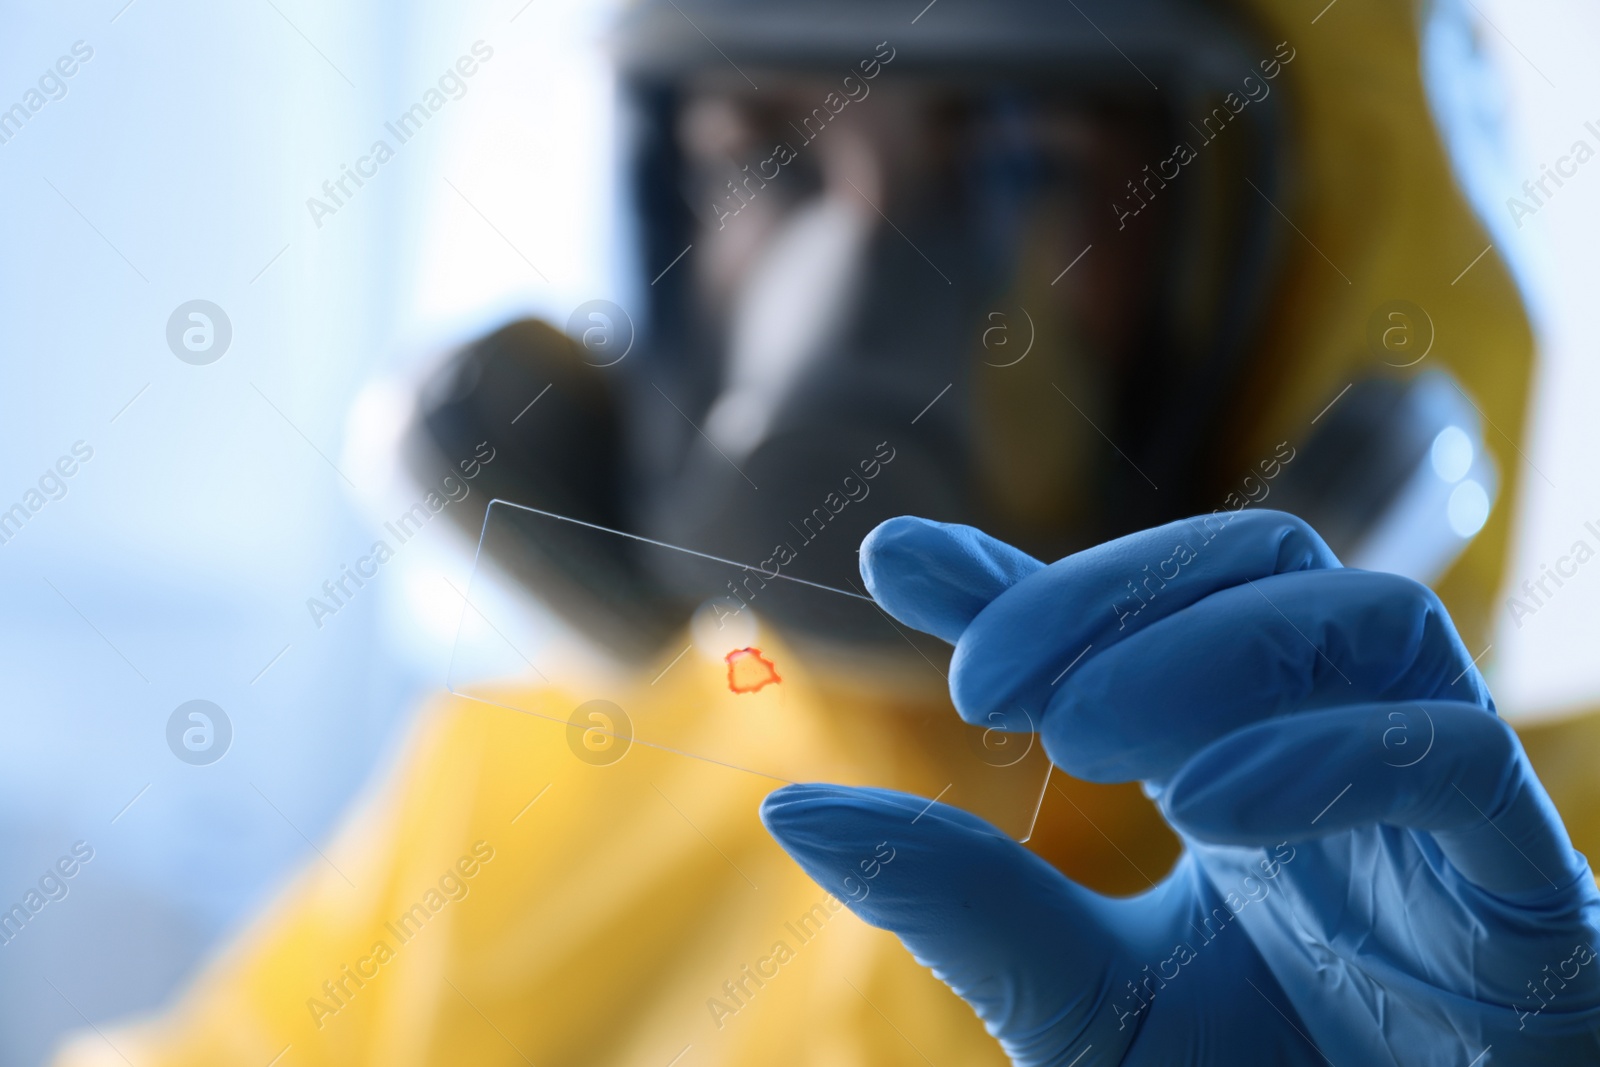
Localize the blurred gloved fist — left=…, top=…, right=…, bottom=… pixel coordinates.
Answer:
left=761, top=511, right=1600, bottom=1065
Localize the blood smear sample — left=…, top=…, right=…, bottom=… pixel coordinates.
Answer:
left=724, top=647, right=781, bottom=694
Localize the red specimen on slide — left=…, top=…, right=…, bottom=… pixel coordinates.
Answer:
left=725, top=647, right=781, bottom=694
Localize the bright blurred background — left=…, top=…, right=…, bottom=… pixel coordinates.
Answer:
left=0, top=0, right=1596, bottom=1063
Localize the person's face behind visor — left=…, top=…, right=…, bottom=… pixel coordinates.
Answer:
left=650, top=75, right=1173, bottom=580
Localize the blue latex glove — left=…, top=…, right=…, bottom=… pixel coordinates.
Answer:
left=761, top=512, right=1600, bottom=1065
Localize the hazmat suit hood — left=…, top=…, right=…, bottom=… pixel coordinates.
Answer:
left=407, top=0, right=1527, bottom=666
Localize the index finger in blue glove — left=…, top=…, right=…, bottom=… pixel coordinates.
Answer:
left=860, top=511, right=1339, bottom=730
left=859, top=516, right=1044, bottom=644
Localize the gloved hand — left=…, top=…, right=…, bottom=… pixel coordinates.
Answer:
left=761, top=512, right=1600, bottom=1065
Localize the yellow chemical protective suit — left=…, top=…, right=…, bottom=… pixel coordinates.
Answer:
left=54, top=0, right=1600, bottom=1063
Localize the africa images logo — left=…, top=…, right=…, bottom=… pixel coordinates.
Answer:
left=305, top=42, right=495, bottom=229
